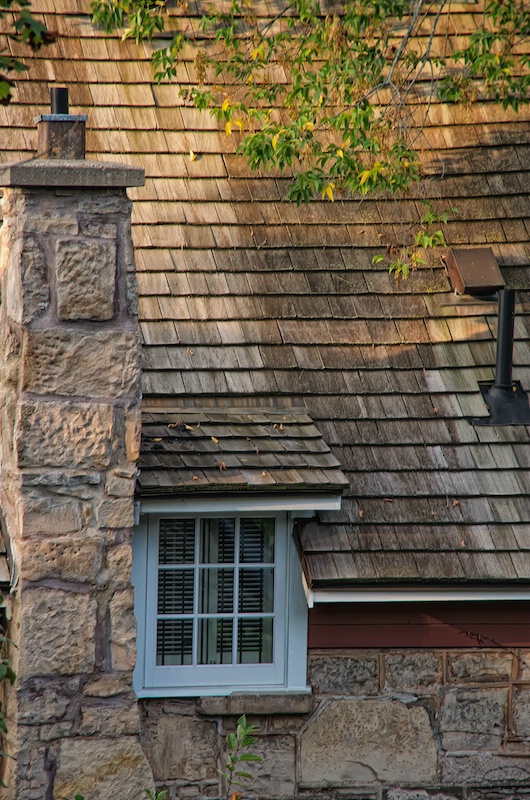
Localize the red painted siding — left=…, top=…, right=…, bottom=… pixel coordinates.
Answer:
left=308, top=601, right=530, bottom=648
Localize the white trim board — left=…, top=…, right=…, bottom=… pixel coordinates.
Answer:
left=306, top=587, right=530, bottom=607
left=139, top=493, right=342, bottom=514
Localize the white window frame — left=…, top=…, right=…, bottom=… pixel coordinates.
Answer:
left=132, top=496, right=327, bottom=698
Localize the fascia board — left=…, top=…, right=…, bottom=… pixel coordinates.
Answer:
left=139, top=493, right=342, bottom=514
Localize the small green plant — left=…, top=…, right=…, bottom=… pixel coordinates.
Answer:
left=372, top=200, right=459, bottom=280
left=0, top=597, right=16, bottom=788
left=219, top=715, right=264, bottom=800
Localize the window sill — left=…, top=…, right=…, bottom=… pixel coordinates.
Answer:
left=197, top=692, right=313, bottom=716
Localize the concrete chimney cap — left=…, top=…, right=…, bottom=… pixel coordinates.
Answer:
left=0, top=159, right=145, bottom=188
left=34, top=114, right=88, bottom=123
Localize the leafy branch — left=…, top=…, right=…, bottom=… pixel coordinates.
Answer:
left=0, top=0, right=54, bottom=104
left=91, top=0, right=530, bottom=205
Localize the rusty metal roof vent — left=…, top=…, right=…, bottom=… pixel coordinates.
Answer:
left=445, top=247, right=505, bottom=296
left=471, top=288, right=530, bottom=426
left=35, top=87, right=87, bottom=159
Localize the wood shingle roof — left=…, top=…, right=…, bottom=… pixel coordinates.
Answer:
left=2, top=0, right=530, bottom=585
left=139, top=408, right=349, bottom=495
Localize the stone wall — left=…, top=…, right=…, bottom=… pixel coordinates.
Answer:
left=140, top=647, right=530, bottom=800
left=0, top=161, right=153, bottom=800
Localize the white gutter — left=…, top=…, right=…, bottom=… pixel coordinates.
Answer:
left=306, top=587, right=530, bottom=608
left=140, top=493, right=342, bottom=514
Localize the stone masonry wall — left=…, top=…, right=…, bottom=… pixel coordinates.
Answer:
left=140, top=648, right=530, bottom=800
left=0, top=169, right=153, bottom=800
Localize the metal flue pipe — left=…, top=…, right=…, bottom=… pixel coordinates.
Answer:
left=50, top=86, right=69, bottom=115
left=494, top=288, right=515, bottom=389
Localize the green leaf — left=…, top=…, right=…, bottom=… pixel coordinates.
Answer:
left=240, top=736, right=257, bottom=748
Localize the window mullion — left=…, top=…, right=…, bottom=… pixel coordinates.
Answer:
left=233, top=516, right=240, bottom=665
left=192, top=517, right=199, bottom=667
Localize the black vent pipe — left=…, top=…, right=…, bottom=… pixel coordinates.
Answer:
left=471, top=287, right=530, bottom=425
left=50, top=86, right=69, bottom=115
left=494, top=288, right=515, bottom=389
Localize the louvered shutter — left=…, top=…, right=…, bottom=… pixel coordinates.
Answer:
left=155, top=516, right=276, bottom=668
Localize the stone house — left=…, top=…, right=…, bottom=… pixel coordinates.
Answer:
left=2, top=1, right=530, bottom=798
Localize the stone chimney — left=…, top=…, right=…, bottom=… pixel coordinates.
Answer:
left=0, top=90, right=154, bottom=799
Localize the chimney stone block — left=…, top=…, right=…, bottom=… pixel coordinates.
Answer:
left=55, top=237, right=117, bottom=321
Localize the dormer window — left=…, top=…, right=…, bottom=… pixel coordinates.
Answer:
left=132, top=503, right=313, bottom=697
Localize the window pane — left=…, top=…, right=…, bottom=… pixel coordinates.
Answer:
left=239, top=568, right=274, bottom=613
left=199, top=568, right=234, bottom=613
left=240, top=518, right=274, bottom=563
left=199, top=618, right=233, bottom=664
left=200, top=518, right=235, bottom=563
left=158, top=569, right=194, bottom=614
left=159, top=519, right=195, bottom=564
left=237, top=618, right=273, bottom=664
left=157, top=619, right=193, bottom=665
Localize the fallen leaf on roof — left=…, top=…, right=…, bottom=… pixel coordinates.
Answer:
left=461, top=540, right=466, bottom=547
left=211, top=436, right=219, bottom=444
left=189, top=150, right=197, bottom=161
left=433, top=407, right=438, bottom=415
left=452, top=499, right=460, bottom=507
left=383, top=498, right=393, bottom=502
left=359, top=509, right=364, bottom=519
left=187, top=348, right=193, bottom=356
left=153, top=437, right=162, bottom=442
left=192, top=475, right=199, bottom=481
left=169, top=421, right=195, bottom=432
left=261, top=471, right=267, bottom=477
left=219, top=461, right=227, bottom=471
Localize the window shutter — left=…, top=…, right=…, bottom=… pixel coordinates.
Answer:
left=158, top=569, right=194, bottom=614
left=159, top=518, right=195, bottom=563
left=156, top=619, right=193, bottom=665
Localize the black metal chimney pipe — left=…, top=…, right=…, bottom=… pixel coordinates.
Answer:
left=471, top=286, right=530, bottom=425
left=494, top=288, right=515, bottom=389
left=50, top=86, right=69, bottom=115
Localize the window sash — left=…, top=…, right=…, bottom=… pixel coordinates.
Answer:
left=143, top=512, right=287, bottom=690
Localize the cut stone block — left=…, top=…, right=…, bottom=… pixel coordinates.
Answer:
left=56, top=237, right=116, bottom=321
left=300, top=699, right=437, bottom=786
